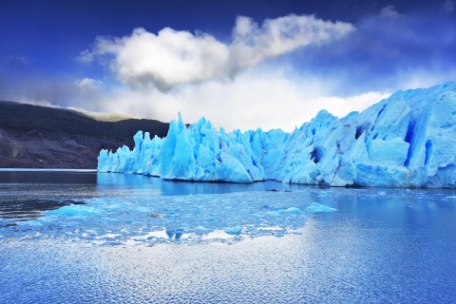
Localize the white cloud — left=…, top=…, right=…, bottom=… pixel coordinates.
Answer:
left=76, top=50, right=95, bottom=63
left=74, top=78, right=103, bottom=91
left=79, top=69, right=389, bottom=132
left=79, top=14, right=354, bottom=91
left=380, top=5, right=402, bottom=20
left=394, top=67, right=456, bottom=90
left=230, top=15, right=354, bottom=72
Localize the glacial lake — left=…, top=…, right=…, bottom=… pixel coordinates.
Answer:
left=1, top=170, right=456, bottom=303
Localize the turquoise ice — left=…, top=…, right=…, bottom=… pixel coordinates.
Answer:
left=98, top=82, right=456, bottom=187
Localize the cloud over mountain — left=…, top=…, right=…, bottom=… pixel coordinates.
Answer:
left=78, top=14, right=354, bottom=91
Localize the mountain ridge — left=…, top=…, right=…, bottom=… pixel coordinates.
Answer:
left=0, top=100, right=169, bottom=168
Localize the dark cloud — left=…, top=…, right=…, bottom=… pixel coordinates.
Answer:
left=287, top=7, right=456, bottom=95
left=443, top=0, right=454, bottom=13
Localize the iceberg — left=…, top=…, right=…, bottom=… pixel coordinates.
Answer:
left=98, top=82, right=456, bottom=187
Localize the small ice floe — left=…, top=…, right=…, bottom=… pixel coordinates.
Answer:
left=305, top=202, right=337, bottom=213
left=201, top=229, right=235, bottom=240
left=45, top=205, right=102, bottom=217
left=145, top=230, right=168, bottom=239
left=267, top=207, right=303, bottom=216
left=224, top=225, right=243, bottom=235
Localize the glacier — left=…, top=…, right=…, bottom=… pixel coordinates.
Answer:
left=98, top=82, right=456, bottom=187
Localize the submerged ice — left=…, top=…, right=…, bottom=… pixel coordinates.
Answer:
left=0, top=184, right=336, bottom=245
left=98, top=82, right=456, bottom=187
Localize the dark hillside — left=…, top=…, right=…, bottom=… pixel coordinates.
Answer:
left=0, top=100, right=169, bottom=168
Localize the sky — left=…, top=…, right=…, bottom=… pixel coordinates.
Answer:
left=1, top=0, right=455, bottom=131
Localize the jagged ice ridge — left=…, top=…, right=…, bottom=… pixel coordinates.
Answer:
left=98, top=82, right=456, bottom=187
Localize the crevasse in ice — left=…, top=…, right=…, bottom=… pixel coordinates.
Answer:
left=98, top=82, right=456, bottom=187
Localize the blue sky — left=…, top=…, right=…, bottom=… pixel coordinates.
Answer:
left=1, top=0, right=455, bottom=131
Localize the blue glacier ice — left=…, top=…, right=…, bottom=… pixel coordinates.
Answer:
left=305, top=202, right=338, bottom=213
left=98, top=82, right=456, bottom=187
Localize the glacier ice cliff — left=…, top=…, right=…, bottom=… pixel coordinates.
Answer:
left=98, top=82, right=456, bottom=187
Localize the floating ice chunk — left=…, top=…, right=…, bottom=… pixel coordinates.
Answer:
left=145, top=230, right=168, bottom=239
left=45, top=205, right=102, bottom=217
left=282, top=207, right=303, bottom=214
left=305, top=202, right=337, bottom=213
left=202, top=229, right=237, bottom=240
left=101, top=233, right=121, bottom=239
left=267, top=207, right=303, bottom=216
left=224, top=225, right=243, bottom=235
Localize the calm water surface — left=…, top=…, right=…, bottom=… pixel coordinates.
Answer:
left=0, top=170, right=455, bottom=303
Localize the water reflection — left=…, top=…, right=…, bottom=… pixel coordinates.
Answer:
left=0, top=173, right=320, bottom=244
left=2, top=171, right=456, bottom=303
left=96, top=172, right=307, bottom=196
left=0, top=199, right=86, bottom=222
left=1, top=170, right=456, bottom=249
left=0, top=169, right=97, bottom=184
